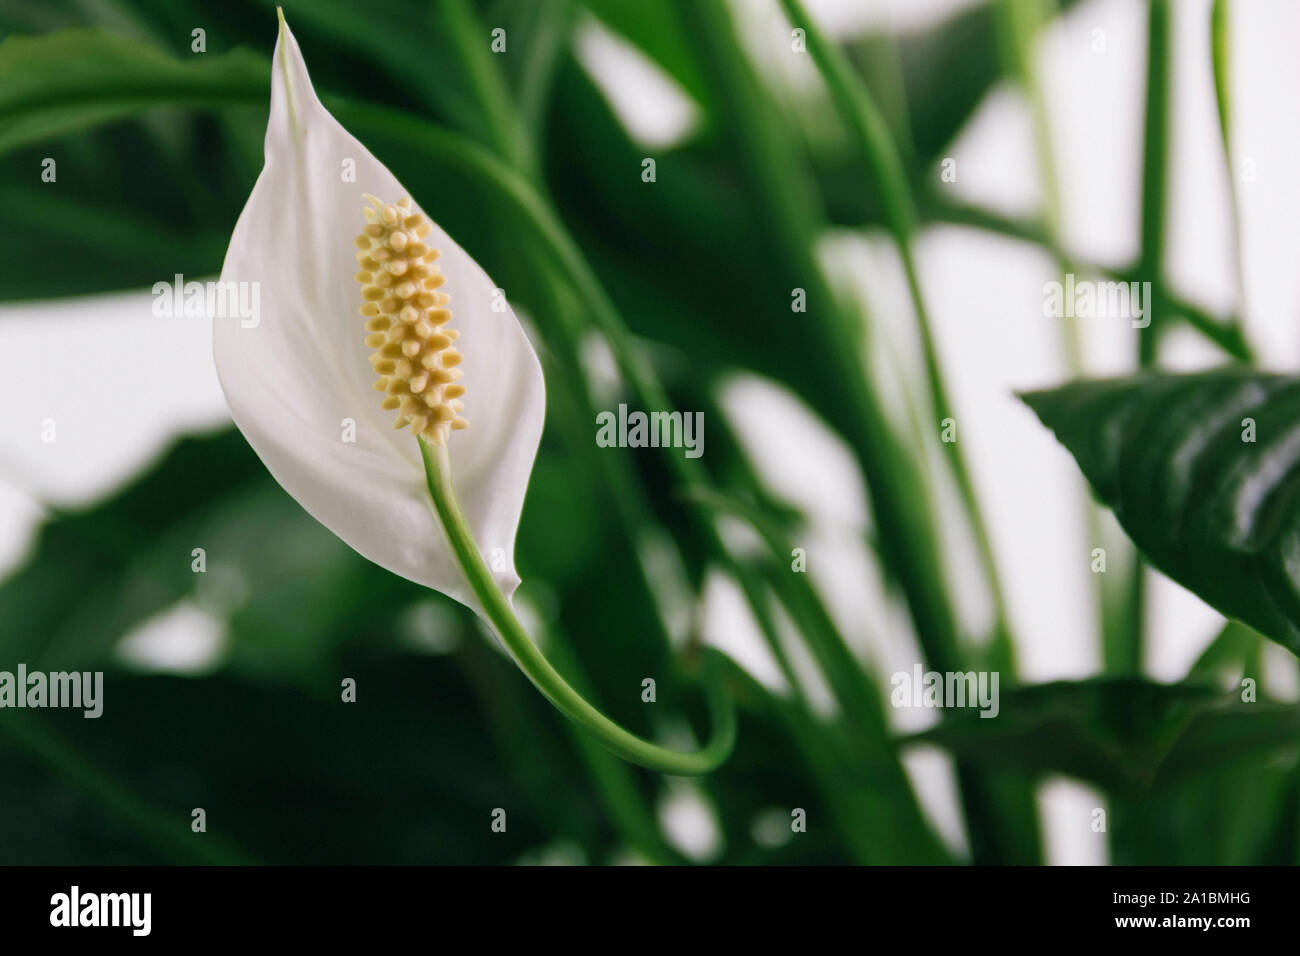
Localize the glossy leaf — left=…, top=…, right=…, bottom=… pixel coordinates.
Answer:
left=1023, top=369, right=1300, bottom=656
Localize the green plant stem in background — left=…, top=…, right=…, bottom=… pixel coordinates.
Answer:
left=919, top=196, right=1253, bottom=360
left=409, top=4, right=936, bottom=852
left=433, top=0, right=778, bottom=658
left=707, top=570, right=884, bottom=864
left=778, top=0, right=1016, bottom=668
left=679, top=0, right=1040, bottom=864
left=436, top=0, right=536, bottom=177
left=538, top=635, right=685, bottom=864
left=348, top=90, right=930, bottom=845
left=1138, top=0, right=1171, bottom=371
left=419, top=437, right=735, bottom=775
left=852, top=31, right=915, bottom=162
left=995, top=0, right=1137, bottom=678
left=678, top=0, right=960, bottom=677
left=1210, top=0, right=1251, bottom=346
left=997, top=0, right=1066, bottom=259
left=424, top=3, right=909, bottom=846
left=738, top=581, right=947, bottom=864
left=688, top=483, right=900, bottom=743
left=1110, top=0, right=1175, bottom=676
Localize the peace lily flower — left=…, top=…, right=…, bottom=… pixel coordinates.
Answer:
left=214, top=11, right=733, bottom=774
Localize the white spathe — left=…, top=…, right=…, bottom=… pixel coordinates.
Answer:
left=214, top=15, right=545, bottom=609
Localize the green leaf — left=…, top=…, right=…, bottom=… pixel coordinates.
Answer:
left=1113, top=760, right=1300, bottom=864
left=577, top=0, right=712, bottom=117
left=0, top=26, right=267, bottom=156
left=906, top=677, right=1222, bottom=793
left=865, top=1, right=1005, bottom=168
left=0, top=430, right=432, bottom=676
left=1023, top=369, right=1300, bottom=656
left=0, top=27, right=270, bottom=301
left=799, top=0, right=1082, bottom=226
left=486, top=0, right=576, bottom=139
left=0, top=654, right=588, bottom=864
left=908, top=676, right=1300, bottom=797
left=0, top=166, right=234, bottom=300
left=1155, top=701, right=1300, bottom=789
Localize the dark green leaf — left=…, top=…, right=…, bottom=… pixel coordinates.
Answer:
left=0, top=654, right=588, bottom=864
left=577, top=0, right=711, bottom=116
left=906, top=677, right=1221, bottom=793
left=910, top=676, right=1300, bottom=798
left=1023, top=369, right=1300, bottom=656
left=0, top=27, right=266, bottom=155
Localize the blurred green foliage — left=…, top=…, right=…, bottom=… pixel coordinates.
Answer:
left=0, top=0, right=1295, bottom=866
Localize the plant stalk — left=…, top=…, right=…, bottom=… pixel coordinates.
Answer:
left=419, top=436, right=735, bottom=775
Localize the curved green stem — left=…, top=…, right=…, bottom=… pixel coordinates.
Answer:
left=418, top=437, right=736, bottom=776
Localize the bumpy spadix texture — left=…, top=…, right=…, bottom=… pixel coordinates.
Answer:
left=355, top=195, right=468, bottom=444
left=213, top=14, right=545, bottom=610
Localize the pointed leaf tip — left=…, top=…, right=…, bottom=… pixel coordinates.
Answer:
left=1023, top=369, right=1300, bottom=656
